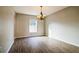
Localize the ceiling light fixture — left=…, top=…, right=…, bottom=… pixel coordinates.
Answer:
left=37, top=6, right=46, bottom=20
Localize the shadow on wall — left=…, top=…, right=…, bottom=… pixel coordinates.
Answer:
left=0, top=47, right=3, bottom=52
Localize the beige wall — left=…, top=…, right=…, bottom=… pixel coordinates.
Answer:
left=46, top=7, right=79, bottom=47
left=0, top=7, right=15, bottom=52
left=15, top=13, right=44, bottom=38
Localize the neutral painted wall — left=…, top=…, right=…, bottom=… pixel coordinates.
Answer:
left=46, top=7, right=79, bottom=47
left=0, top=7, right=15, bottom=52
left=15, top=13, right=44, bottom=38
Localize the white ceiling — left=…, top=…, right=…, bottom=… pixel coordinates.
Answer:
left=13, top=6, right=68, bottom=16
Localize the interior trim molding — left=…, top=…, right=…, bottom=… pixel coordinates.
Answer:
left=7, top=40, right=14, bottom=53
left=50, top=37, right=79, bottom=47
left=15, top=35, right=46, bottom=39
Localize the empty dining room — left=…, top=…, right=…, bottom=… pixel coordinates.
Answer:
left=0, top=6, right=79, bottom=53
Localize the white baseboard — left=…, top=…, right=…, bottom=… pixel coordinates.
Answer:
left=6, top=40, right=14, bottom=53
left=50, top=37, right=79, bottom=47
left=59, top=39, right=79, bottom=47
left=14, top=36, right=27, bottom=39
left=15, top=35, right=45, bottom=39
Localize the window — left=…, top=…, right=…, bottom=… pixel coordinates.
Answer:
left=29, top=19, right=37, bottom=32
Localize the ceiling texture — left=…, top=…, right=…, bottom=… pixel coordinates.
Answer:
left=13, top=6, right=68, bottom=16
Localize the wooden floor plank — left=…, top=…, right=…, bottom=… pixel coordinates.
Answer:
left=9, top=36, right=79, bottom=53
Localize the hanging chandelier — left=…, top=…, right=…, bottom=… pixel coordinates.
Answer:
left=37, top=6, right=46, bottom=20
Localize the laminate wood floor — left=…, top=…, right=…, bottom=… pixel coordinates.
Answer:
left=9, top=36, right=79, bottom=53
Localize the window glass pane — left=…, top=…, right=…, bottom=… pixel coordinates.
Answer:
left=29, top=19, right=37, bottom=32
